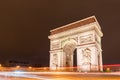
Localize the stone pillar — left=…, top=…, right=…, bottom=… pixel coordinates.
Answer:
left=99, top=52, right=103, bottom=71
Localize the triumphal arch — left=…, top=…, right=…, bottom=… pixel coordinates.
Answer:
left=48, top=16, right=103, bottom=72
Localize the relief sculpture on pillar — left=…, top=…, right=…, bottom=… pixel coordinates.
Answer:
left=52, top=54, right=58, bottom=67
left=82, top=48, right=91, bottom=65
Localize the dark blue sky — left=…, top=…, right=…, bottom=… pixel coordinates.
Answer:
left=0, top=0, right=120, bottom=66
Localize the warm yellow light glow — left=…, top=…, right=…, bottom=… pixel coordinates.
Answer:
left=28, top=66, right=32, bottom=69
left=106, top=68, right=110, bottom=72
left=16, top=66, right=20, bottom=69
left=0, top=64, right=2, bottom=67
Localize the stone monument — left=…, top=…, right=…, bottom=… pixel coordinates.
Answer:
left=48, top=16, right=103, bottom=72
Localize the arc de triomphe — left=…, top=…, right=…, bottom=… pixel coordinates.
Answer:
left=48, top=16, right=103, bottom=72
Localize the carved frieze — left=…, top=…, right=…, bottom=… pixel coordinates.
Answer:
left=51, top=42, right=60, bottom=50
left=80, top=34, right=93, bottom=44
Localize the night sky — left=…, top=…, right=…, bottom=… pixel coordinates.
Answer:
left=0, top=0, right=120, bottom=67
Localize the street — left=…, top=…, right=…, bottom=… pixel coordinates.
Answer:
left=0, top=72, right=120, bottom=80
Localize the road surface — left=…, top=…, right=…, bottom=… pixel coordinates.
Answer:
left=0, top=72, right=120, bottom=80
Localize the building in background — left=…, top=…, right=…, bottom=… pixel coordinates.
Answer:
left=5, top=60, right=30, bottom=67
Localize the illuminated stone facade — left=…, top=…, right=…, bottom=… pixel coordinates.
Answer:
left=48, top=16, right=103, bottom=72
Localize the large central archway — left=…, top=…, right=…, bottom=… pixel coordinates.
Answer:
left=63, top=39, right=77, bottom=68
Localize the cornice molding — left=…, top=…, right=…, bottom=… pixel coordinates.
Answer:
left=49, top=23, right=103, bottom=40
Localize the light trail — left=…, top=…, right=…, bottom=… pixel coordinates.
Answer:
left=0, top=72, right=50, bottom=80
left=103, top=64, right=120, bottom=67
left=0, top=71, right=120, bottom=80
left=0, top=72, right=120, bottom=75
